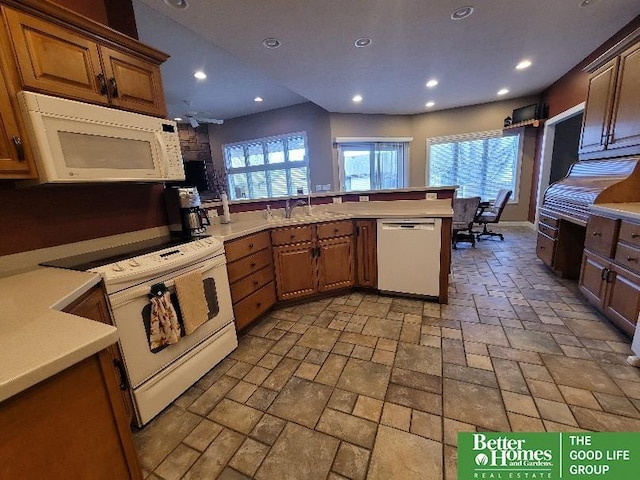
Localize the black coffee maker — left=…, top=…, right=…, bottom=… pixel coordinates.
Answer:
left=164, top=186, right=210, bottom=238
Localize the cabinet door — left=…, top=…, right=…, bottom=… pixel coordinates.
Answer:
left=578, top=250, right=608, bottom=307
left=0, top=66, right=35, bottom=177
left=579, top=58, right=618, bottom=155
left=3, top=8, right=107, bottom=104
left=99, top=46, right=167, bottom=117
left=608, top=43, right=640, bottom=152
left=273, top=242, right=317, bottom=301
left=317, top=236, right=355, bottom=293
left=356, top=220, right=377, bottom=288
left=63, top=285, right=135, bottom=426
left=603, top=263, right=640, bottom=337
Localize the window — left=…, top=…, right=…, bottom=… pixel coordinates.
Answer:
left=223, top=132, right=309, bottom=200
left=336, top=138, right=410, bottom=191
left=427, top=130, right=521, bottom=201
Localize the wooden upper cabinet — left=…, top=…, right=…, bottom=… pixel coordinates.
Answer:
left=608, top=42, right=640, bottom=152
left=3, top=8, right=108, bottom=104
left=100, top=46, right=166, bottom=117
left=579, top=58, right=618, bottom=155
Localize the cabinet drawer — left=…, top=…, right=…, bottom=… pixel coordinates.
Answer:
left=317, top=220, right=354, bottom=240
left=230, top=266, right=274, bottom=304
left=538, top=223, right=558, bottom=239
left=539, top=212, right=559, bottom=228
left=615, top=242, right=640, bottom=275
left=227, top=248, right=272, bottom=284
left=225, top=231, right=271, bottom=262
left=536, top=233, right=556, bottom=267
left=233, top=282, right=276, bottom=331
left=271, top=225, right=313, bottom=246
left=619, top=221, right=640, bottom=248
left=584, top=215, right=619, bottom=258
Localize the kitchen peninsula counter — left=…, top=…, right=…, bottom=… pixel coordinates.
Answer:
left=0, top=267, right=117, bottom=401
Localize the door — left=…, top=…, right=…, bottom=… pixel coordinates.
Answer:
left=272, top=242, right=317, bottom=301
left=603, top=263, right=640, bottom=337
left=356, top=220, right=377, bottom=288
left=578, top=250, right=608, bottom=307
left=100, top=46, right=167, bottom=117
left=579, top=58, right=618, bottom=155
left=3, top=8, right=107, bottom=104
left=317, top=236, right=355, bottom=293
left=608, top=43, right=640, bottom=152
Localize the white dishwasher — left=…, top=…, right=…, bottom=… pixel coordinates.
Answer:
left=377, top=218, right=441, bottom=297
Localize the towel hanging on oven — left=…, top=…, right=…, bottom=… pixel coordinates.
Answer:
left=149, top=287, right=181, bottom=350
left=174, top=270, right=209, bottom=335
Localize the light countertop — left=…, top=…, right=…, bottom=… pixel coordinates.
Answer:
left=0, top=267, right=118, bottom=402
left=206, top=199, right=453, bottom=241
left=591, top=203, right=640, bottom=223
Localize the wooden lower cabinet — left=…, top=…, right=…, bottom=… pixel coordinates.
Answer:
left=579, top=250, right=608, bottom=305
left=317, top=236, right=354, bottom=292
left=234, top=282, right=277, bottom=331
left=273, top=242, right=317, bottom=300
left=355, top=220, right=377, bottom=288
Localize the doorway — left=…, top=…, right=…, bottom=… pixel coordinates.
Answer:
left=535, top=102, right=585, bottom=227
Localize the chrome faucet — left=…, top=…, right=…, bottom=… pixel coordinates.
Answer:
left=285, top=198, right=307, bottom=218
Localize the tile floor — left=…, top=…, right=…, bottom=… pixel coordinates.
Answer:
left=133, top=226, right=640, bottom=480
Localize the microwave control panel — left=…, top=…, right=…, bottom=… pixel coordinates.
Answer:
left=161, top=123, right=185, bottom=180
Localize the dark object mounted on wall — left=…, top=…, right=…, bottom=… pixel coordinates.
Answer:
left=503, top=116, right=512, bottom=127
left=511, top=103, right=549, bottom=125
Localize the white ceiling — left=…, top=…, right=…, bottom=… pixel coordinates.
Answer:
left=134, top=0, right=640, bottom=121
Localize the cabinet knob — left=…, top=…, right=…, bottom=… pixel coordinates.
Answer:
left=592, top=231, right=601, bottom=237
left=632, top=233, right=640, bottom=239
left=539, top=245, right=545, bottom=250
left=109, top=77, right=119, bottom=98
left=253, top=280, right=259, bottom=286
left=256, top=302, right=262, bottom=308
left=96, top=74, right=108, bottom=95
left=627, top=256, right=638, bottom=263
left=250, top=262, right=256, bottom=268
left=12, top=137, right=24, bottom=161
left=290, top=234, right=296, bottom=238
left=249, top=243, right=254, bottom=249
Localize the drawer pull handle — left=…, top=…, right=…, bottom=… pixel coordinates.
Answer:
left=539, top=246, right=545, bottom=250
left=253, top=280, right=259, bottom=286
left=334, top=228, right=339, bottom=233
left=601, top=268, right=609, bottom=281
left=250, top=262, right=256, bottom=268
left=249, top=243, right=254, bottom=249
left=256, top=302, right=262, bottom=308
left=290, top=234, right=296, bottom=238
left=632, top=234, right=640, bottom=239
left=627, top=256, right=638, bottom=262
left=592, top=232, right=601, bottom=237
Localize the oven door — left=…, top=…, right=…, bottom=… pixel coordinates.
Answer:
left=107, top=253, right=234, bottom=388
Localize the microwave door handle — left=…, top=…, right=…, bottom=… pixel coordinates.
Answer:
left=154, top=132, right=169, bottom=177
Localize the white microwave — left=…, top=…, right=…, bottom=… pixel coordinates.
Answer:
left=17, top=91, right=185, bottom=184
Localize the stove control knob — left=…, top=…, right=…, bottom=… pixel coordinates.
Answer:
left=112, top=262, right=125, bottom=272
left=128, top=259, right=141, bottom=267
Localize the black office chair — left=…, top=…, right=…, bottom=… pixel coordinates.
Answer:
left=475, top=189, right=512, bottom=241
left=452, top=196, right=481, bottom=249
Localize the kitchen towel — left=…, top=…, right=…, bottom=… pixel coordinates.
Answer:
left=174, top=270, right=209, bottom=335
left=149, top=291, right=181, bottom=350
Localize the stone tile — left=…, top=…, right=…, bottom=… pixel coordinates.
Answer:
left=368, top=426, right=443, bottom=480
left=461, top=322, right=509, bottom=346
left=534, top=398, right=578, bottom=426
left=400, top=322, right=422, bottom=343
left=355, top=301, right=391, bottom=318
left=134, top=405, right=201, bottom=471
left=541, top=354, right=623, bottom=395
left=558, top=385, right=601, bottom=410
left=183, top=428, right=245, bottom=480
left=332, top=442, right=370, bottom=480
left=353, top=395, right=384, bottom=422
left=255, top=423, right=340, bottom=480
left=571, top=406, right=640, bottom=431
left=296, top=326, right=341, bottom=352
left=294, top=361, right=321, bottom=380
left=371, top=348, right=395, bottom=365
left=502, top=391, right=539, bottom=417
left=315, top=353, right=348, bottom=386
left=487, top=345, right=542, bottom=364
left=351, top=344, right=374, bottom=360
left=493, top=358, right=529, bottom=394
left=188, top=375, right=239, bottom=415
left=564, top=318, right=627, bottom=342
left=593, top=392, right=640, bottom=418
left=444, top=444, right=457, bottom=480
left=337, top=357, right=391, bottom=400
left=465, top=341, right=489, bottom=356
left=391, top=367, right=442, bottom=394
left=243, top=365, right=271, bottom=385
left=226, top=361, right=253, bottom=379
left=305, top=349, right=330, bottom=365
left=270, top=332, right=302, bottom=356
left=386, top=384, right=442, bottom=415
left=226, top=381, right=258, bottom=403
left=339, top=331, right=378, bottom=348
left=257, top=353, right=283, bottom=369
left=443, top=418, right=476, bottom=446
left=443, top=379, right=510, bottom=431
left=377, top=338, right=398, bottom=351
left=287, top=345, right=311, bottom=360
left=249, top=413, right=286, bottom=445
left=155, top=444, right=200, bottom=480
left=208, top=399, right=263, bottom=434
left=245, top=387, right=278, bottom=411
left=328, top=388, right=358, bottom=414
left=261, top=357, right=300, bottom=391
left=268, top=377, right=332, bottom=428
left=411, top=410, right=442, bottom=441
left=361, top=316, right=402, bottom=339
left=395, top=342, right=442, bottom=376
left=441, top=327, right=463, bottom=340
left=508, top=412, right=546, bottom=432
left=442, top=305, right=480, bottom=323
left=183, top=419, right=224, bottom=452
left=519, top=362, right=553, bottom=382
left=466, top=354, right=493, bottom=370
left=332, top=341, right=355, bottom=356
left=217, top=467, right=251, bottom=480
left=230, top=336, right=275, bottom=364
left=228, top=438, right=270, bottom=477
left=442, top=338, right=467, bottom=366
left=381, top=402, right=412, bottom=430
left=317, top=408, right=378, bottom=449
left=504, top=327, right=563, bottom=354
left=613, top=378, right=640, bottom=399
left=420, top=334, right=442, bottom=348
left=194, top=358, right=236, bottom=390
left=443, top=363, right=498, bottom=389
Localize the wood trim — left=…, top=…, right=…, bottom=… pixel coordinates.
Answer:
left=584, top=26, right=640, bottom=73
left=439, top=216, right=451, bottom=304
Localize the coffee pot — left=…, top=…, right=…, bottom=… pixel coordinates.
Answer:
left=164, top=186, right=210, bottom=238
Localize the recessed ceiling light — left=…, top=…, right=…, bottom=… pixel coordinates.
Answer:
left=262, top=38, right=281, bottom=49
left=174, top=117, right=182, bottom=121
left=579, top=0, right=601, bottom=6
left=426, top=79, right=439, bottom=88
left=254, top=97, right=263, bottom=102
left=193, top=71, right=207, bottom=80
left=451, top=6, right=474, bottom=20
left=497, top=88, right=509, bottom=96
left=163, top=0, right=188, bottom=9
left=516, top=60, right=532, bottom=70
left=352, top=95, right=363, bottom=103
left=354, top=37, right=372, bottom=48
left=425, top=101, right=435, bottom=108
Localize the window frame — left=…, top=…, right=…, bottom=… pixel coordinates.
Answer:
left=335, top=137, right=411, bottom=192
left=425, top=129, right=523, bottom=203
left=222, top=131, right=309, bottom=200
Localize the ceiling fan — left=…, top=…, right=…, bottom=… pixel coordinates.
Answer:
left=180, top=101, right=224, bottom=127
